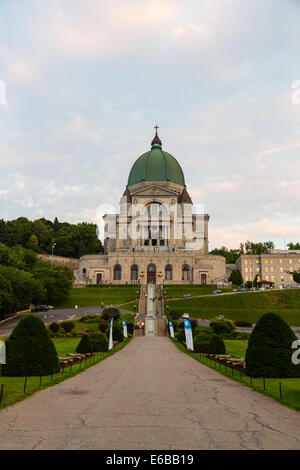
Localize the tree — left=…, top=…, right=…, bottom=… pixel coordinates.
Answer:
left=210, top=246, right=241, bottom=264
left=26, top=234, right=38, bottom=252
left=76, top=335, right=93, bottom=353
left=102, top=307, right=120, bottom=321
left=287, top=242, right=300, bottom=250
left=245, top=313, right=300, bottom=378
left=112, top=323, right=124, bottom=342
left=208, top=335, right=226, bottom=354
left=3, top=315, right=59, bottom=376
left=229, top=269, right=243, bottom=286
left=291, top=270, right=300, bottom=284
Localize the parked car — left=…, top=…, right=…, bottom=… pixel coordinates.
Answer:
left=211, top=290, right=222, bottom=295
left=250, top=287, right=256, bottom=291
left=240, top=288, right=247, bottom=292
left=232, top=289, right=238, bottom=293
left=31, top=305, right=50, bottom=312
left=182, top=294, right=192, bottom=298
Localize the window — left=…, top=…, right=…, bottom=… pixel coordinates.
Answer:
left=182, top=264, right=190, bottom=281
left=165, top=264, right=173, bottom=281
left=130, top=264, right=138, bottom=281
left=83, top=268, right=86, bottom=274
left=245, top=260, right=248, bottom=265
left=113, top=264, right=122, bottom=281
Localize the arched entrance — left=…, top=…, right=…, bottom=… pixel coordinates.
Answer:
left=147, top=263, right=156, bottom=284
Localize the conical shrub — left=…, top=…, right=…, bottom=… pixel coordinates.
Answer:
left=245, top=312, right=300, bottom=378
left=3, top=314, right=59, bottom=377
left=208, top=334, right=226, bottom=354
left=76, top=334, right=92, bottom=353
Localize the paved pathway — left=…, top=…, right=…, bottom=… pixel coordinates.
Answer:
left=1, top=337, right=300, bottom=450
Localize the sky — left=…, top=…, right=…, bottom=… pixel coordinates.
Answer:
left=0, top=0, right=300, bottom=250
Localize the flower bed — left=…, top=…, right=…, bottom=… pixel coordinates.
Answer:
left=59, top=353, right=93, bottom=368
left=206, top=354, right=246, bottom=373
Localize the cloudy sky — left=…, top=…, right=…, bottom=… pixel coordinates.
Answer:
left=1, top=0, right=300, bottom=249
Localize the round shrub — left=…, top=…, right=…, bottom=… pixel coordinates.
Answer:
left=89, top=333, right=108, bottom=352
left=193, top=334, right=210, bottom=353
left=61, top=321, right=75, bottom=333
left=208, top=335, right=226, bottom=354
left=102, top=307, right=120, bottom=321
left=169, top=310, right=181, bottom=320
left=76, top=334, right=92, bottom=353
left=49, top=322, right=59, bottom=334
left=246, top=313, right=300, bottom=378
left=209, top=318, right=236, bottom=335
left=3, top=314, right=59, bottom=377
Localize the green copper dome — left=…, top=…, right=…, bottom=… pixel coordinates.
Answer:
left=127, top=129, right=185, bottom=187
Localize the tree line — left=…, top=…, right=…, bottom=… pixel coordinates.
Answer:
left=209, top=240, right=300, bottom=264
left=0, top=217, right=103, bottom=259
left=0, top=243, right=73, bottom=321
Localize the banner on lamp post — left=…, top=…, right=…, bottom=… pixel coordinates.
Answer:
left=184, top=319, right=194, bottom=351
left=122, top=320, right=128, bottom=338
left=169, top=321, right=174, bottom=338
left=108, top=318, right=114, bottom=350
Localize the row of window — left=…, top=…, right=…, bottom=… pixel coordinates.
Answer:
left=113, top=263, right=191, bottom=281
left=245, top=259, right=300, bottom=265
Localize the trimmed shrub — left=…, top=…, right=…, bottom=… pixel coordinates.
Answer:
left=208, top=335, right=226, bottom=354
left=3, top=314, right=59, bottom=377
left=61, top=321, right=75, bottom=333
left=210, top=318, right=236, bottom=335
left=76, top=334, right=93, bottom=353
left=193, top=334, right=210, bottom=353
left=102, top=307, right=120, bottom=321
left=169, top=310, right=181, bottom=321
left=175, top=328, right=186, bottom=343
left=112, top=323, right=123, bottom=343
left=246, top=313, right=300, bottom=378
left=98, top=320, right=108, bottom=333
left=49, top=322, right=59, bottom=333
left=89, top=333, right=108, bottom=352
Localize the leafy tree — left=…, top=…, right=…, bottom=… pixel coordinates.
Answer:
left=3, top=315, right=59, bottom=376
left=290, top=270, right=300, bottom=284
left=0, top=274, right=14, bottom=320
left=229, top=269, right=243, bottom=286
left=287, top=242, right=300, bottom=250
left=245, top=313, right=300, bottom=378
left=102, top=307, right=120, bottom=321
left=26, top=234, right=38, bottom=252
left=210, top=246, right=241, bottom=264
left=208, top=335, right=226, bottom=354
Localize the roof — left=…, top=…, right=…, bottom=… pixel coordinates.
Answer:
left=127, top=130, right=185, bottom=187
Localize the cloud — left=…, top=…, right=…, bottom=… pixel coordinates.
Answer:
left=256, top=142, right=300, bottom=159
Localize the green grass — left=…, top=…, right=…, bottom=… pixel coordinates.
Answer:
left=166, top=289, right=300, bottom=325
left=163, top=285, right=229, bottom=298
left=173, top=338, right=300, bottom=412
left=0, top=337, right=131, bottom=410
left=55, top=287, right=139, bottom=309
left=224, top=340, right=248, bottom=358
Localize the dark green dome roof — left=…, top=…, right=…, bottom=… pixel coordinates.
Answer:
left=127, top=130, right=185, bottom=187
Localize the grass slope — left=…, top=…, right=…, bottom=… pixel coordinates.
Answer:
left=166, top=289, right=300, bottom=325
left=55, top=287, right=139, bottom=309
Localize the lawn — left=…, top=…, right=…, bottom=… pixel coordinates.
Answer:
left=162, top=285, right=230, bottom=298
left=55, top=287, right=139, bottom=309
left=173, top=338, right=300, bottom=412
left=166, top=289, right=300, bottom=326
left=52, top=337, right=81, bottom=355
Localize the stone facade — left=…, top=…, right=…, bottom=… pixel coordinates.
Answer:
left=78, top=130, right=227, bottom=286
left=236, top=253, right=300, bottom=288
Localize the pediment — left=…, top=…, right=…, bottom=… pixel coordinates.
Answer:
left=131, top=185, right=179, bottom=197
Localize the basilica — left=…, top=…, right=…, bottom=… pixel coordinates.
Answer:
left=77, top=128, right=226, bottom=286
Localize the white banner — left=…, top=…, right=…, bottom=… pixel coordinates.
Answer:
left=169, top=321, right=174, bottom=338
left=122, top=320, right=128, bottom=338
left=108, top=318, right=114, bottom=350
left=0, top=340, right=5, bottom=364
left=184, top=319, right=194, bottom=351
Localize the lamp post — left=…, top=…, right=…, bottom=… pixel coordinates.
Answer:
left=51, top=242, right=56, bottom=270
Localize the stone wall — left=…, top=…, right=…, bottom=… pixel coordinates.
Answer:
left=37, top=254, right=79, bottom=270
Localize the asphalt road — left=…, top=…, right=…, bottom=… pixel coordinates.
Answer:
left=0, top=306, right=132, bottom=337
left=0, top=336, right=300, bottom=450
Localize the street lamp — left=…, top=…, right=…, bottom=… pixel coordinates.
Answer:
left=51, top=242, right=56, bottom=270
